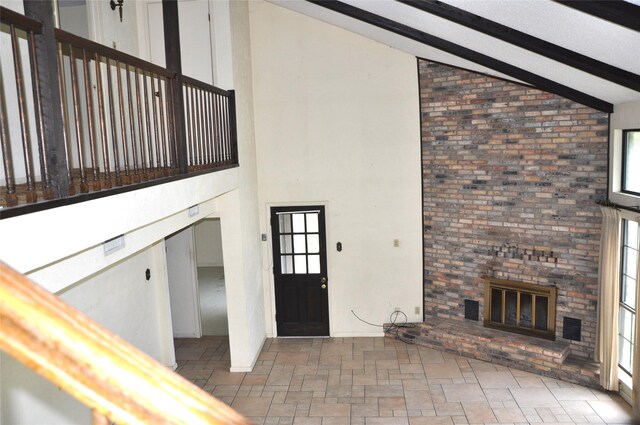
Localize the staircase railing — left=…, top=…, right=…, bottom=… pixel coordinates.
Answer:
left=0, top=260, right=250, bottom=424
left=0, top=7, right=239, bottom=217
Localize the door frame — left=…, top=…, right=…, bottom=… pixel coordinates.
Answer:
left=265, top=201, right=332, bottom=337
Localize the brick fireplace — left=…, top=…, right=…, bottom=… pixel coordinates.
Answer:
left=418, top=59, right=608, bottom=375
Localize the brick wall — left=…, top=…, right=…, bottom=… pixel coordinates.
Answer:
left=420, top=60, right=609, bottom=359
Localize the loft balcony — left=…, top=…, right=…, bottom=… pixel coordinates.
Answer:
left=0, top=7, right=238, bottom=219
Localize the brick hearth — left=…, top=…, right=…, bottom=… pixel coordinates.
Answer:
left=385, top=316, right=599, bottom=388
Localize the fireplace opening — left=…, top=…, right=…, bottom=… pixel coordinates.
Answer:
left=484, top=277, right=556, bottom=340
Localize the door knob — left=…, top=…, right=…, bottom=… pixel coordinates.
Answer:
left=320, top=277, right=327, bottom=283
left=321, top=284, right=327, bottom=289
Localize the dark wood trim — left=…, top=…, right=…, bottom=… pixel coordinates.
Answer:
left=162, top=0, right=188, bottom=174
left=305, top=0, right=613, bottom=113
left=0, top=164, right=239, bottom=220
left=417, top=58, right=426, bottom=323
left=182, top=75, right=232, bottom=97
left=398, top=0, right=640, bottom=92
left=54, top=29, right=175, bottom=78
left=23, top=1, right=69, bottom=200
left=0, top=6, right=42, bottom=32
left=228, top=90, right=239, bottom=165
left=553, top=0, right=640, bottom=32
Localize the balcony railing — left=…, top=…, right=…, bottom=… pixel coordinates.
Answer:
left=0, top=7, right=238, bottom=218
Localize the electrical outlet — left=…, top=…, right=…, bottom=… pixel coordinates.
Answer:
left=393, top=239, right=400, bottom=247
left=415, top=306, right=420, bottom=315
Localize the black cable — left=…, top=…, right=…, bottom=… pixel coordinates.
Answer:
left=351, top=309, right=417, bottom=344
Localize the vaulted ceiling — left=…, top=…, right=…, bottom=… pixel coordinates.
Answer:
left=268, top=0, right=640, bottom=113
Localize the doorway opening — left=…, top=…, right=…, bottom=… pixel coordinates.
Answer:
left=165, top=218, right=228, bottom=339
left=194, top=219, right=228, bottom=336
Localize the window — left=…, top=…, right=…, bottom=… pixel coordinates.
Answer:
left=619, top=219, right=639, bottom=378
left=622, top=129, right=640, bottom=196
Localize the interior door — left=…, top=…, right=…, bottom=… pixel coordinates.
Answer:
left=271, top=206, right=329, bottom=336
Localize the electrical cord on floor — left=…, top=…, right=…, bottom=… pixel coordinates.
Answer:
left=351, top=309, right=417, bottom=345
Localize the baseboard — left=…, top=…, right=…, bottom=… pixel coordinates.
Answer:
left=173, top=332, right=200, bottom=338
left=197, top=262, right=224, bottom=268
left=330, top=331, right=385, bottom=338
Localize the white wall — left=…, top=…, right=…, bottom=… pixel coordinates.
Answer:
left=249, top=1, right=423, bottom=337
left=1, top=242, right=175, bottom=425
left=610, top=101, right=640, bottom=209
left=195, top=219, right=224, bottom=267
left=220, top=0, right=267, bottom=371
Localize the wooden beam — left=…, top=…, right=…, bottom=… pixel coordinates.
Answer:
left=23, top=1, right=70, bottom=199
left=398, top=0, right=640, bottom=92
left=553, top=0, right=640, bottom=32
left=162, top=0, right=189, bottom=174
left=306, top=0, right=613, bottom=113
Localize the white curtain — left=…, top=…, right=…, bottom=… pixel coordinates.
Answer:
left=632, top=217, right=640, bottom=417
left=595, top=206, right=621, bottom=391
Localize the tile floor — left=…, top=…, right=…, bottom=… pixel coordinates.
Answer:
left=174, top=336, right=637, bottom=425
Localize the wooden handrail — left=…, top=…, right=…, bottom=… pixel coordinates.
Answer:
left=0, top=261, right=250, bottom=425
left=0, top=6, right=43, bottom=33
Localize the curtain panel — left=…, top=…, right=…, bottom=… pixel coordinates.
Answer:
left=596, top=206, right=621, bottom=391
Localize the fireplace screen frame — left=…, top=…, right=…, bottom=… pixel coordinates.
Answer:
left=483, top=277, right=557, bottom=340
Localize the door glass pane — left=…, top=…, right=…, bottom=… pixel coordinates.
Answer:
left=620, top=307, right=635, bottom=341
left=520, top=293, right=532, bottom=328
left=292, top=214, right=305, bottom=233
left=491, top=288, right=502, bottom=323
left=535, top=296, right=548, bottom=331
left=505, top=291, right=517, bottom=326
left=626, top=220, right=638, bottom=246
left=280, top=235, right=292, bottom=254
left=622, top=275, right=637, bottom=310
left=625, top=247, right=638, bottom=280
left=308, top=255, right=320, bottom=274
left=281, top=255, right=293, bottom=274
left=294, top=255, right=307, bottom=274
left=293, top=234, right=306, bottom=254
left=279, top=214, right=291, bottom=233
left=307, top=234, right=320, bottom=253
left=306, top=213, right=319, bottom=233
left=619, top=335, right=633, bottom=373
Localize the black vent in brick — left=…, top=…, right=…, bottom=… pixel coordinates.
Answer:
left=563, top=317, right=581, bottom=341
left=465, top=299, right=479, bottom=321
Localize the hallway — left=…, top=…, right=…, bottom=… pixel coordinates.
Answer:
left=174, top=336, right=635, bottom=424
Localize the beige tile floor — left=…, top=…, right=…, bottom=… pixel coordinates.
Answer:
left=174, top=336, right=637, bottom=425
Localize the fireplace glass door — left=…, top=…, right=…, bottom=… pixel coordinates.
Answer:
left=484, top=278, right=556, bottom=340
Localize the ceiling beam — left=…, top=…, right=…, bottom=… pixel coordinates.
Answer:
left=553, top=1, right=640, bottom=32
left=397, top=0, right=640, bottom=92
left=306, top=0, right=613, bottom=113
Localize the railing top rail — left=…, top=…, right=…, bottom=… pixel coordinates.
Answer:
left=0, top=261, right=250, bottom=424
left=0, top=6, right=43, bottom=33
left=182, top=75, right=233, bottom=97
left=55, top=28, right=175, bottom=78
